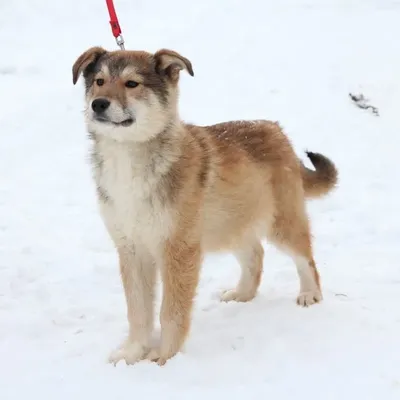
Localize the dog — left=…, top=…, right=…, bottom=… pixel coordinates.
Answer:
left=72, top=47, right=338, bottom=366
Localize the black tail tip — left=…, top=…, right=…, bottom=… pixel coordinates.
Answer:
left=305, top=150, right=315, bottom=158
left=306, top=150, right=318, bottom=164
left=305, top=151, right=323, bottom=166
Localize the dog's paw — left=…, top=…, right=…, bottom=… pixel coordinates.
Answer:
left=108, top=340, right=148, bottom=366
left=296, top=290, right=323, bottom=307
left=145, top=348, right=167, bottom=366
left=220, top=289, right=256, bottom=303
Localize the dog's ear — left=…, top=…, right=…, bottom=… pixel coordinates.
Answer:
left=154, top=49, right=194, bottom=81
left=72, top=47, right=107, bottom=85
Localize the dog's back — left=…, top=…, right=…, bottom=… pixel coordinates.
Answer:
left=183, top=120, right=336, bottom=252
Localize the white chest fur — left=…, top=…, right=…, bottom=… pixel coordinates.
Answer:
left=92, top=137, right=174, bottom=249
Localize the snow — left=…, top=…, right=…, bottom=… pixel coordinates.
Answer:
left=1, top=0, right=400, bottom=398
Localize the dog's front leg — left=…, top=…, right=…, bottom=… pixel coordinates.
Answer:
left=150, top=238, right=201, bottom=365
left=109, top=244, right=156, bottom=365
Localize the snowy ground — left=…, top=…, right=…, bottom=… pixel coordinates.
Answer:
left=1, top=0, right=400, bottom=399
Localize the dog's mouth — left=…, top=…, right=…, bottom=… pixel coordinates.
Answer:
left=94, top=116, right=134, bottom=127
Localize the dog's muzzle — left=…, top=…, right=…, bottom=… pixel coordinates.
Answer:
left=91, top=98, right=134, bottom=127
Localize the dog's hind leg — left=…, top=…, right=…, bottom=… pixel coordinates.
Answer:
left=220, top=239, right=264, bottom=302
left=268, top=194, right=322, bottom=306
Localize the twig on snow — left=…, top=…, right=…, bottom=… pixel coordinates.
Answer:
left=349, top=93, right=379, bottom=116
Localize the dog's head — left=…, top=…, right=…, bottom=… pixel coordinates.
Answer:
left=72, top=47, right=193, bottom=142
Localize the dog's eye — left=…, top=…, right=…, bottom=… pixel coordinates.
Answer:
left=125, top=80, right=139, bottom=88
left=96, top=78, right=104, bottom=86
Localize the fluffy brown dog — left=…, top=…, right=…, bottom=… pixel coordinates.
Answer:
left=72, top=47, right=338, bottom=366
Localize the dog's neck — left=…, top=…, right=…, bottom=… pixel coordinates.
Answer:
left=90, top=119, right=184, bottom=178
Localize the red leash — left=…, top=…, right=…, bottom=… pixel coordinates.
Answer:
left=105, top=0, right=125, bottom=50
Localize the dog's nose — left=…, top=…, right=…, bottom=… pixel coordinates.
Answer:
left=92, top=98, right=110, bottom=113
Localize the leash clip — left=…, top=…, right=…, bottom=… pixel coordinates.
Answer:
left=116, top=34, right=125, bottom=50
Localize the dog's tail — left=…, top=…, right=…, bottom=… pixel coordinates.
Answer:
left=301, top=151, right=338, bottom=199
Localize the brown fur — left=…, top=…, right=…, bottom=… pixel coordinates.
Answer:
left=72, top=47, right=338, bottom=366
